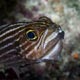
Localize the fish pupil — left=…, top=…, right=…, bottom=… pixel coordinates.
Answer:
left=27, top=32, right=35, bottom=39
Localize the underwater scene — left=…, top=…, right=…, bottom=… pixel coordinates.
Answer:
left=0, top=0, right=80, bottom=80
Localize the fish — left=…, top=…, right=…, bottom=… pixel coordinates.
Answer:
left=0, top=16, right=64, bottom=67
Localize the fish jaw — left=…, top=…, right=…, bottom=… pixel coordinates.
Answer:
left=41, top=40, right=63, bottom=60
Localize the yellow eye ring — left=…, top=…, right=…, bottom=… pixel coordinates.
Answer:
left=26, top=30, right=37, bottom=41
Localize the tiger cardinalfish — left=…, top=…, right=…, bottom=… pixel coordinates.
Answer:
left=0, top=16, right=64, bottom=66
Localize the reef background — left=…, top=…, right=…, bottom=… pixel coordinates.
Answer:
left=0, top=0, right=80, bottom=80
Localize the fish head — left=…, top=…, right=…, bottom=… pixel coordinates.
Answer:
left=19, top=16, right=64, bottom=61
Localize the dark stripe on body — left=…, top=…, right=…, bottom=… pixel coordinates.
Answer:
left=0, top=29, right=25, bottom=53
left=0, top=25, right=26, bottom=40
left=0, top=23, right=27, bottom=34
left=0, top=24, right=9, bottom=31
left=0, top=22, right=28, bottom=65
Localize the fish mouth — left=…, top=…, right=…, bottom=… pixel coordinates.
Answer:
left=41, top=40, right=63, bottom=61
left=40, top=28, right=64, bottom=61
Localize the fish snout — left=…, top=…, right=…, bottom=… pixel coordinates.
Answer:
left=58, top=28, right=64, bottom=39
left=58, top=31, right=64, bottom=39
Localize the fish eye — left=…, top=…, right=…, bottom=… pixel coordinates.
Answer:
left=26, top=30, right=37, bottom=41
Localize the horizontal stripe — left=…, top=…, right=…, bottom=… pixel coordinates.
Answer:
left=0, top=25, right=25, bottom=39
left=0, top=28, right=25, bottom=45
left=0, top=49, right=16, bottom=58
left=0, top=42, right=13, bottom=51
left=0, top=28, right=25, bottom=53
left=0, top=35, right=14, bottom=44
left=0, top=53, right=16, bottom=62
left=0, top=38, right=14, bottom=54
left=0, top=55, right=23, bottom=66
left=0, top=22, right=27, bottom=34
left=0, top=24, right=9, bottom=30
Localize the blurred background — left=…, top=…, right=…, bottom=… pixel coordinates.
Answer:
left=0, top=0, right=80, bottom=80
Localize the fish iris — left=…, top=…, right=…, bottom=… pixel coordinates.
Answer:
left=26, top=30, right=37, bottom=40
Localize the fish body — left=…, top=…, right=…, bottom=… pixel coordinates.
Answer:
left=0, top=16, right=64, bottom=67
